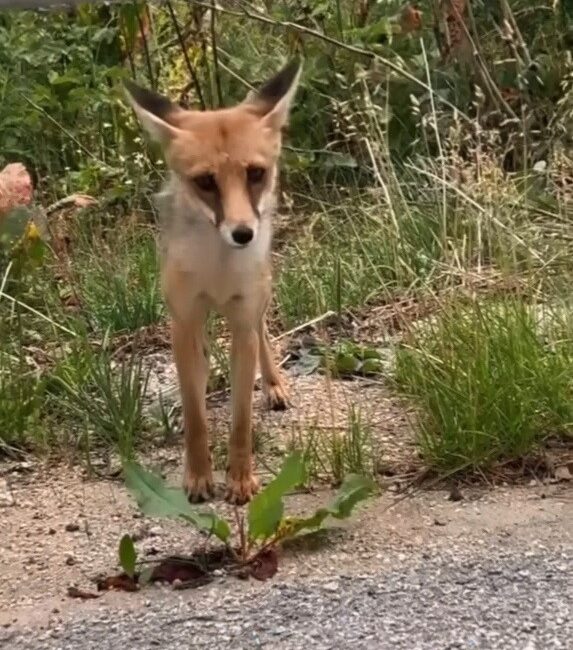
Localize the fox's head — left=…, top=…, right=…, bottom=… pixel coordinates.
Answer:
left=124, top=59, right=301, bottom=248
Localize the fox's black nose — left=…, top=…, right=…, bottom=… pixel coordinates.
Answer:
left=231, top=225, right=254, bottom=245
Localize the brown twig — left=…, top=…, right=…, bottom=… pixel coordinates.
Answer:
left=453, top=0, right=517, bottom=119
left=191, top=0, right=472, bottom=123
left=165, top=0, right=206, bottom=109
left=210, top=0, right=224, bottom=107
left=134, top=0, right=155, bottom=89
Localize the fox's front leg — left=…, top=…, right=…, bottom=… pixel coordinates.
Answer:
left=226, top=324, right=260, bottom=505
left=171, top=312, right=213, bottom=502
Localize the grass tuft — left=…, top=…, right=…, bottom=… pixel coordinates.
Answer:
left=395, top=298, right=573, bottom=473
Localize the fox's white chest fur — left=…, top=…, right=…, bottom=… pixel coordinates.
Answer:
left=156, top=179, right=274, bottom=320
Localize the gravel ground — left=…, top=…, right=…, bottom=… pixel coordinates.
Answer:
left=3, top=543, right=571, bottom=650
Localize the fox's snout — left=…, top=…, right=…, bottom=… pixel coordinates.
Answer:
left=220, top=219, right=258, bottom=248
left=230, top=223, right=255, bottom=246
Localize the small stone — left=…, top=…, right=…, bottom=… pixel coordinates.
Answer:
left=65, top=555, right=76, bottom=566
left=149, top=526, right=163, bottom=537
left=554, top=465, right=572, bottom=482
left=48, top=528, right=57, bottom=535
left=0, top=478, right=14, bottom=507
left=65, top=523, right=80, bottom=533
left=322, top=581, right=339, bottom=592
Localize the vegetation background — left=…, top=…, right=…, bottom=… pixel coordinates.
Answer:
left=1, top=0, right=572, bottom=483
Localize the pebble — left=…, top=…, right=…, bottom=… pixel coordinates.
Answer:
left=0, top=478, right=14, bottom=507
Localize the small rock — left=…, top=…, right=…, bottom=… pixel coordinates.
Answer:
left=65, top=523, right=80, bottom=533
left=322, top=581, right=339, bottom=592
left=149, top=526, right=163, bottom=537
left=0, top=478, right=14, bottom=507
left=131, top=524, right=150, bottom=541
left=554, top=465, right=572, bottom=482
left=448, top=484, right=463, bottom=502
left=65, top=555, right=76, bottom=566
left=48, top=528, right=57, bottom=535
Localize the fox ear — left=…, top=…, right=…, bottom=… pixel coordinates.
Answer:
left=246, top=58, right=302, bottom=130
left=124, top=80, right=182, bottom=145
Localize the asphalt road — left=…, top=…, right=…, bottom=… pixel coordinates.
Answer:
left=3, top=544, right=571, bottom=650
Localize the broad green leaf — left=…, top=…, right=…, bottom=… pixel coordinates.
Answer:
left=360, top=358, right=383, bottom=375
left=118, top=534, right=136, bottom=578
left=276, top=474, right=375, bottom=540
left=122, top=460, right=230, bottom=542
left=327, top=474, right=375, bottom=519
left=360, top=346, right=382, bottom=360
left=248, top=452, right=305, bottom=541
left=334, top=352, right=360, bottom=375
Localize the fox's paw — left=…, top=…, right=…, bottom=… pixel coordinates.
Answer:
left=183, top=466, right=215, bottom=503
left=225, top=464, right=260, bottom=505
left=263, top=379, right=290, bottom=411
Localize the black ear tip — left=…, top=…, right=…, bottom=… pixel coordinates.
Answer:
left=122, top=80, right=175, bottom=119
left=123, top=79, right=139, bottom=95
left=281, top=57, right=302, bottom=82
left=258, top=57, right=302, bottom=103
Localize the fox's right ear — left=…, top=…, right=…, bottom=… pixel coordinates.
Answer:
left=124, top=80, right=182, bottom=145
left=245, top=58, right=302, bottom=130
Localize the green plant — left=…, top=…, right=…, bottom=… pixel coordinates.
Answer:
left=119, top=452, right=374, bottom=583
left=0, top=345, right=43, bottom=454
left=395, top=298, right=573, bottom=473
left=50, top=345, right=150, bottom=458
left=73, top=230, right=163, bottom=334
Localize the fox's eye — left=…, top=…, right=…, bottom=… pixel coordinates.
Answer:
left=193, top=173, right=218, bottom=193
left=246, top=166, right=266, bottom=184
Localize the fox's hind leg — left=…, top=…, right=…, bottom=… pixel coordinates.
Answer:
left=258, top=319, right=289, bottom=411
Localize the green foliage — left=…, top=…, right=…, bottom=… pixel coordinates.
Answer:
left=118, top=533, right=137, bottom=579
left=122, top=459, right=231, bottom=542
left=73, top=230, right=163, bottom=334
left=48, top=345, right=150, bottom=458
left=292, top=340, right=390, bottom=378
left=395, top=299, right=573, bottom=472
left=248, top=451, right=306, bottom=541
left=122, top=454, right=373, bottom=555
left=278, top=474, right=375, bottom=539
left=0, top=344, right=43, bottom=453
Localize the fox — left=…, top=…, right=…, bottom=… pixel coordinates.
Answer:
left=124, top=59, right=301, bottom=505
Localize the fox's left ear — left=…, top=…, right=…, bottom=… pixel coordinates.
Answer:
left=123, top=80, right=183, bottom=146
left=246, top=58, right=302, bottom=130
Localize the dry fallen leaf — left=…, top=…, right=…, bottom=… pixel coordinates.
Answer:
left=249, top=548, right=279, bottom=581
left=96, top=573, right=139, bottom=592
left=67, top=586, right=99, bottom=600
left=151, top=556, right=210, bottom=585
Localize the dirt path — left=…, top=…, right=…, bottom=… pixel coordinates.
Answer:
left=1, top=370, right=572, bottom=646
left=1, top=458, right=571, bottom=632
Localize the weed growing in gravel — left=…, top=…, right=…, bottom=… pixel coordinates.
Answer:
left=99, top=453, right=374, bottom=591
left=395, top=298, right=573, bottom=473
left=288, top=406, right=376, bottom=486
left=49, top=346, right=150, bottom=459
